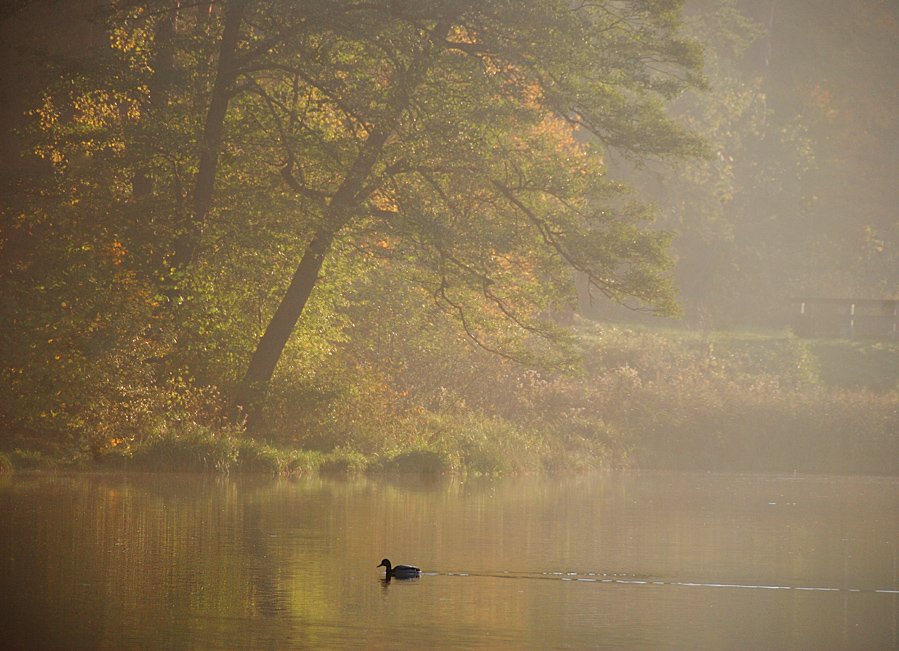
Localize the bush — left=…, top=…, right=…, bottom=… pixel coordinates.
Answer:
left=235, top=439, right=301, bottom=474
left=320, top=448, right=369, bottom=475
left=9, top=449, right=61, bottom=470
left=378, top=447, right=456, bottom=475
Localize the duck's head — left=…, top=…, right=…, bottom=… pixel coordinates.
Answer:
left=377, top=558, right=392, bottom=571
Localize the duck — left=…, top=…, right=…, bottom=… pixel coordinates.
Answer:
left=378, top=558, right=421, bottom=579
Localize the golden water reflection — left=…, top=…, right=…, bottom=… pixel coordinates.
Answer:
left=0, top=471, right=897, bottom=650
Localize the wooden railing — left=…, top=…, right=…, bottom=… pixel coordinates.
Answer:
left=793, top=298, right=899, bottom=339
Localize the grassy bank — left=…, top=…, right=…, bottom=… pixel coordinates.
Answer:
left=568, top=323, right=899, bottom=474
left=2, top=320, right=897, bottom=476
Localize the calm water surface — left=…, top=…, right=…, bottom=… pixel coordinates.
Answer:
left=1, top=471, right=897, bottom=650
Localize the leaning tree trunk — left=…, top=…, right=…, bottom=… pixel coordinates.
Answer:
left=238, top=128, right=392, bottom=428
left=239, top=226, right=335, bottom=423
left=238, top=19, right=457, bottom=429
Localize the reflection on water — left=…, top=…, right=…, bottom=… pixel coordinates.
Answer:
left=0, top=471, right=897, bottom=650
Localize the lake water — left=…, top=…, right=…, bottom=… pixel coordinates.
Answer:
left=1, top=471, right=897, bottom=650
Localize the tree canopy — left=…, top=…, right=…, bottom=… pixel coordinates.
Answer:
left=2, top=0, right=706, bottom=445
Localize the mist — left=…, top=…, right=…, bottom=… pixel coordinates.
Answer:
left=1, top=4, right=898, bottom=649
left=0, top=0, right=897, bottom=474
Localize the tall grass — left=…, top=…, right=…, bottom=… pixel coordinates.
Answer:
left=94, top=423, right=322, bottom=475
left=241, top=318, right=899, bottom=476
left=5, top=317, right=896, bottom=476
left=547, top=323, right=899, bottom=474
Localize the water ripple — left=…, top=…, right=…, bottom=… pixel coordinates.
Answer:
left=438, top=570, right=898, bottom=595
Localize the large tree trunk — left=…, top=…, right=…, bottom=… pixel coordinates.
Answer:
left=238, top=20, right=457, bottom=428
left=242, top=226, right=334, bottom=394
left=238, top=128, right=392, bottom=427
left=239, top=226, right=335, bottom=429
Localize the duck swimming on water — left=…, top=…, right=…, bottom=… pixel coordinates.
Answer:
left=378, top=558, right=421, bottom=579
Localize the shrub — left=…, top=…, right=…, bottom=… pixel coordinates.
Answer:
left=378, top=447, right=456, bottom=475
left=320, top=448, right=369, bottom=475
left=9, top=449, right=60, bottom=470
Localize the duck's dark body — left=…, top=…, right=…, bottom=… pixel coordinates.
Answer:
left=378, top=558, right=421, bottom=579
